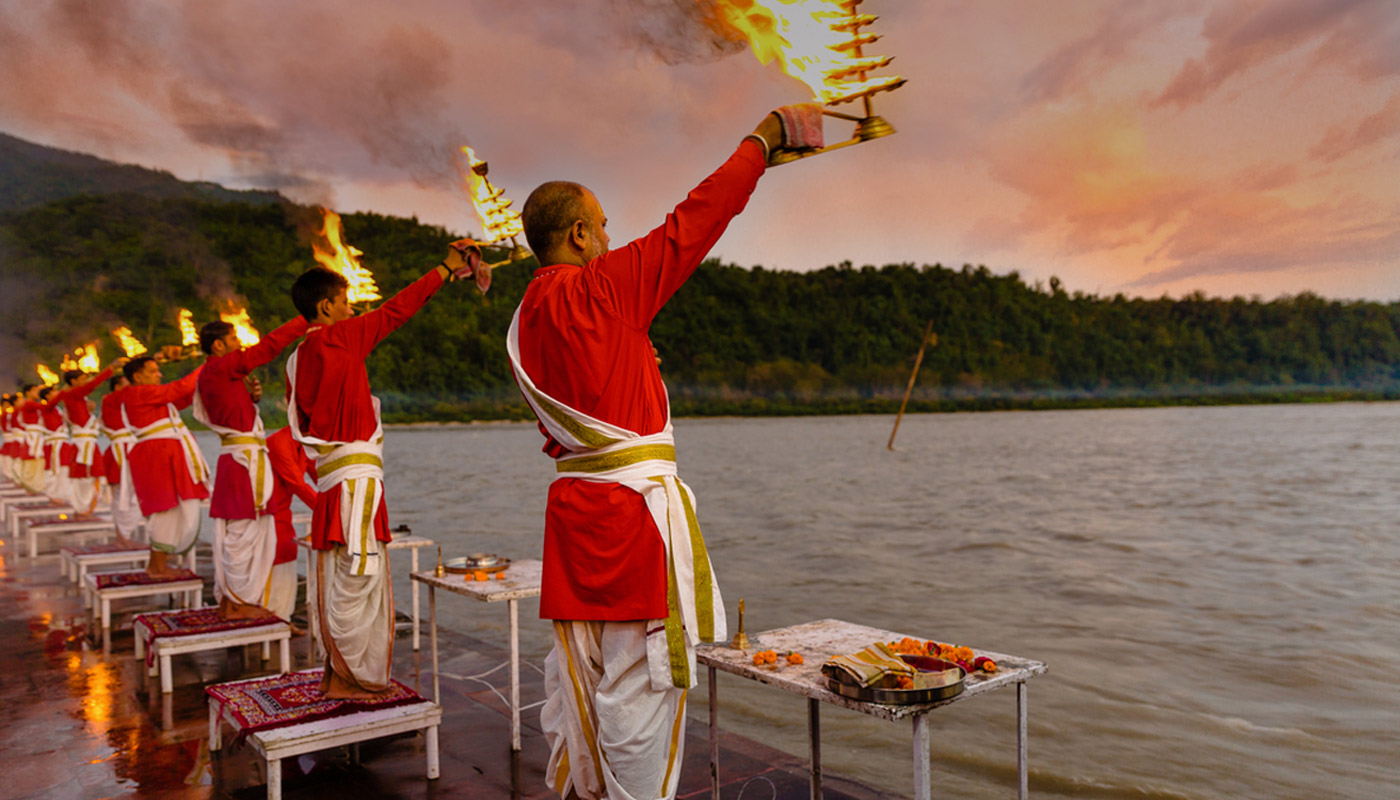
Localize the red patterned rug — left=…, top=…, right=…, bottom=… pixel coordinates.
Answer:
left=134, top=607, right=285, bottom=666
left=206, top=669, right=422, bottom=736
left=61, top=542, right=141, bottom=557
left=94, top=569, right=200, bottom=590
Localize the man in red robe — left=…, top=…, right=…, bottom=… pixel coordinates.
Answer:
left=1, top=394, right=20, bottom=481
left=12, top=384, right=47, bottom=494
left=265, top=425, right=318, bottom=625
left=35, top=386, right=72, bottom=505
left=195, top=315, right=307, bottom=619
left=123, top=356, right=210, bottom=576
left=57, top=363, right=124, bottom=515
left=99, top=373, right=143, bottom=543
left=508, top=110, right=804, bottom=800
left=286, top=244, right=486, bottom=699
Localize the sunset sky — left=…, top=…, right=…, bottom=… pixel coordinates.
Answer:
left=1, top=0, right=1396, bottom=300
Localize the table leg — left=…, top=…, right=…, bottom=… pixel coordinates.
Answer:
left=28, top=525, right=36, bottom=559
left=279, top=637, right=291, bottom=674
left=1018, top=680, right=1028, bottom=800
left=809, top=698, right=822, bottom=800
left=160, top=654, right=173, bottom=694
left=913, top=713, right=932, bottom=800
left=709, top=666, right=719, bottom=800
left=411, top=547, right=421, bottom=651
left=430, top=586, right=439, bottom=704
left=509, top=597, right=521, bottom=751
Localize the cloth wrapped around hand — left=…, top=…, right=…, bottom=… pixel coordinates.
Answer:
left=448, top=239, right=491, bottom=292
left=823, top=641, right=915, bottom=687
left=775, top=102, right=824, bottom=150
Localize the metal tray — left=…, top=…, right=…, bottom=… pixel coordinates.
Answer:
left=823, top=655, right=965, bottom=705
left=442, top=556, right=511, bottom=575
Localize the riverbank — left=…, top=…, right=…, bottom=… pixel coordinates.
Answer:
left=0, top=537, right=898, bottom=800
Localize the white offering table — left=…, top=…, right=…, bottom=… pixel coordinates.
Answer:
left=698, top=619, right=1047, bottom=800
left=135, top=614, right=292, bottom=694
left=411, top=558, right=543, bottom=752
left=208, top=672, right=441, bottom=800
left=298, top=532, right=436, bottom=659
left=9, top=503, right=79, bottom=543
left=25, top=515, right=114, bottom=558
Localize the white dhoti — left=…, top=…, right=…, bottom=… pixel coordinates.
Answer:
left=265, top=560, right=297, bottom=621
left=16, top=457, right=47, bottom=494
left=316, top=542, right=394, bottom=692
left=542, top=621, right=688, bottom=800
left=68, top=473, right=101, bottom=513
left=147, top=498, right=201, bottom=555
left=212, top=516, right=280, bottom=610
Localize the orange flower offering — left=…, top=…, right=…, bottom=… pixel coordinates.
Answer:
left=921, top=640, right=996, bottom=672
left=752, top=650, right=779, bottom=666
left=894, top=675, right=914, bottom=690
left=887, top=637, right=924, bottom=655
left=495, top=572, right=507, bottom=581
left=785, top=652, right=804, bottom=665
left=473, top=571, right=489, bottom=581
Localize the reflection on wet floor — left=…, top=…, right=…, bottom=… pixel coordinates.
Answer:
left=0, top=544, right=893, bottom=800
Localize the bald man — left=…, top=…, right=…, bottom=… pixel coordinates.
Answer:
left=508, top=108, right=814, bottom=800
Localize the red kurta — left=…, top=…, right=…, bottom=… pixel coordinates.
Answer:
left=17, top=405, right=42, bottom=459
left=61, top=368, right=115, bottom=479
left=515, top=139, right=765, bottom=621
left=266, top=427, right=318, bottom=565
left=200, top=317, right=308, bottom=520
left=125, top=367, right=209, bottom=515
left=38, top=399, right=71, bottom=470
left=289, top=268, right=445, bottom=549
left=100, top=387, right=130, bottom=485
left=0, top=408, right=17, bottom=458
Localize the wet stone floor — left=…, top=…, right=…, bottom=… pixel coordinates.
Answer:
left=0, top=541, right=897, bottom=800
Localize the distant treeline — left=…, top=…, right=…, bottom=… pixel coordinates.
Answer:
left=4, top=193, right=1400, bottom=422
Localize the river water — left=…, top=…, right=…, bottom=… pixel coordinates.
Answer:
left=201, top=403, right=1400, bottom=798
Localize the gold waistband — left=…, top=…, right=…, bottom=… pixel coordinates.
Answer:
left=134, top=421, right=177, bottom=441
left=556, top=443, right=676, bottom=474
left=319, top=452, right=383, bottom=475
left=219, top=434, right=266, bottom=447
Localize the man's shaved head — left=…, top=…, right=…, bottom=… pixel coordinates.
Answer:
left=522, top=181, right=590, bottom=259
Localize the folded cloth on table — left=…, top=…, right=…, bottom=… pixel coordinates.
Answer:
left=776, top=102, right=825, bottom=150
left=824, top=641, right=915, bottom=687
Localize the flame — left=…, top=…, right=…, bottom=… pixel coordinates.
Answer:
left=77, top=344, right=100, bottom=373
left=312, top=209, right=382, bottom=304
left=458, top=146, right=524, bottom=244
left=715, top=0, right=904, bottom=106
left=112, top=326, right=148, bottom=358
left=219, top=306, right=261, bottom=347
left=36, top=364, right=60, bottom=386
left=177, top=308, right=198, bottom=347
left=61, top=352, right=79, bottom=372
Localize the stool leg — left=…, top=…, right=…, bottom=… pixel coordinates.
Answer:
left=160, top=654, right=173, bottom=694
left=209, top=702, right=222, bottom=751
left=411, top=547, right=421, bottom=651
left=261, top=640, right=271, bottom=662
left=279, top=637, right=290, bottom=674
left=134, top=626, right=145, bottom=662
left=267, top=757, right=282, bottom=800
left=426, top=724, right=440, bottom=779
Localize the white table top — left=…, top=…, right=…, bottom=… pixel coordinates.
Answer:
left=295, top=533, right=436, bottom=550
left=697, top=618, right=1048, bottom=722
left=410, top=559, right=543, bottom=603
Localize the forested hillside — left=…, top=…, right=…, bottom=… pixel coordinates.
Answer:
left=4, top=189, right=1400, bottom=422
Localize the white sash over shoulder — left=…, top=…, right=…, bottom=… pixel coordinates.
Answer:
left=507, top=307, right=726, bottom=691
left=286, top=344, right=386, bottom=577
left=70, top=405, right=101, bottom=469
left=123, top=401, right=213, bottom=491
left=192, top=389, right=273, bottom=512
left=101, top=420, right=136, bottom=512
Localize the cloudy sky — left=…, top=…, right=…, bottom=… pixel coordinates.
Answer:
left=2, top=0, right=1397, bottom=300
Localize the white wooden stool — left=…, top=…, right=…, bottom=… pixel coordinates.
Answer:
left=135, top=611, right=292, bottom=694
left=208, top=674, right=440, bottom=800
left=26, top=516, right=114, bottom=558
left=63, top=546, right=149, bottom=584
left=84, top=571, right=204, bottom=642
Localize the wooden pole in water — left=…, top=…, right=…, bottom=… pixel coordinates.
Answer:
left=888, top=320, right=935, bottom=450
